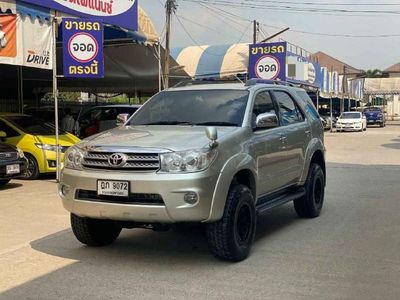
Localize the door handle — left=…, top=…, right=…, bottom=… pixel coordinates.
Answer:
left=279, top=136, right=287, bottom=142
left=305, top=130, right=311, bottom=135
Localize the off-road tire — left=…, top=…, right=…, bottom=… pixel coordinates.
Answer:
left=24, top=154, right=39, bottom=180
left=0, top=179, right=10, bottom=187
left=206, top=184, right=256, bottom=262
left=71, top=213, right=122, bottom=246
left=294, top=163, right=325, bottom=218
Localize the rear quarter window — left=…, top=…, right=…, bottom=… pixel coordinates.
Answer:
left=296, top=90, right=319, bottom=121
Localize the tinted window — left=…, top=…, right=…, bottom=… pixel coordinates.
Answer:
left=253, top=91, right=276, bottom=116
left=274, top=91, right=304, bottom=125
left=5, top=116, right=64, bottom=135
left=340, top=113, right=361, bottom=119
left=0, top=120, right=20, bottom=138
left=129, top=90, right=249, bottom=127
left=296, top=91, right=319, bottom=121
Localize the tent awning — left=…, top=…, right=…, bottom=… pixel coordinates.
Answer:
left=364, top=78, right=400, bottom=95
left=172, top=43, right=249, bottom=79
left=0, top=0, right=50, bottom=21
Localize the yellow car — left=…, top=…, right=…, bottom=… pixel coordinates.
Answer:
left=0, top=113, right=80, bottom=179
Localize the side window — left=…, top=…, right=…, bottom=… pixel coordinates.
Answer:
left=274, top=91, right=304, bottom=126
left=101, top=108, right=118, bottom=121
left=0, top=120, right=20, bottom=138
left=253, top=91, right=276, bottom=117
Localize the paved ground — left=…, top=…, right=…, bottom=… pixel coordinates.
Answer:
left=0, top=124, right=399, bottom=300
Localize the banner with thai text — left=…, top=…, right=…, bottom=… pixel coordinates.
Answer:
left=21, top=0, right=138, bottom=31
left=62, top=18, right=104, bottom=78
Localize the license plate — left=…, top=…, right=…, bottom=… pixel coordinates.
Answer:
left=6, top=164, right=20, bottom=175
left=97, top=180, right=129, bottom=197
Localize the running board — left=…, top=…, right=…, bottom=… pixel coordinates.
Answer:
left=256, top=188, right=306, bottom=216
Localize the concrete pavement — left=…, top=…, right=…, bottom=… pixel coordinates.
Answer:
left=0, top=124, right=399, bottom=299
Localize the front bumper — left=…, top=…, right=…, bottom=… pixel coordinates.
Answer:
left=336, top=123, right=363, bottom=131
left=0, top=158, right=28, bottom=179
left=59, top=168, right=219, bottom=223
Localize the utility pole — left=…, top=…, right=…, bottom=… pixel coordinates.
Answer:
left=253, top=20, right=259, bottom=44
left=164, top=0, right=177, bottom=89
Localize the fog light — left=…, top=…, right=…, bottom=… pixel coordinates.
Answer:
left=48, top=160, right=57, bottom=168
left=60, top=184, right=70, bottom=196
left=184, top=192, right=198, bottom=204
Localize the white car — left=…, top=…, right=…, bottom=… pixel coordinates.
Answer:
left=336, top=112, right=367, bottom=132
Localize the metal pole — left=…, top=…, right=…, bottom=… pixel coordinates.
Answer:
left=158, top=41, right=162, bottom=92
left=52, top=15, right=61, bottom=182
left=253, top=20, right=257, bottom=44
left=330, top=93, right=333, bottom=132
left=316, top=89, right=320, bottom=113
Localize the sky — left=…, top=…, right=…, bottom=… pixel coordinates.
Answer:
left=140, top=0, right=400, bottom=71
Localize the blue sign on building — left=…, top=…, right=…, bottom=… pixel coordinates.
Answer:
left=248, top=42, right=287, bottom=81
left=62, top=18, right=104, bottom=78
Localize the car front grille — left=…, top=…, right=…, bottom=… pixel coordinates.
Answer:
left=0, top=152, right=18, bottom=161
left=76, top=190, right=165, bottom=206
left=82, top=152, right=160, bottom=171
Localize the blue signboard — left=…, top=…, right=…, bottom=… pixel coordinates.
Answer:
left=248, top=42, right=287, bottom=81
left=21, top=0, right=138, bottom=31
left=286, top=52, right=322, bottom=88
left=62, top=18, right=104, bottom=78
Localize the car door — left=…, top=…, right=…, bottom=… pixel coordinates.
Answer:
left=250, top=90, right=288, bottom=196
left=272, top=90, right=311, bottom=186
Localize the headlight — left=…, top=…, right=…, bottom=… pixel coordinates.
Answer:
left=35, top=144, right=57, bottom=152
left=64, top=146, right=85, bottom=170
left=160, top=149, right=217, bottom=173
left=17, top=148, right=24, bottom=158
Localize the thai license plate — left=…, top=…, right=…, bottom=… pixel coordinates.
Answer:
left=6, top=164, right=20, bottom=175
left=97, top=180, right=129, bottom=197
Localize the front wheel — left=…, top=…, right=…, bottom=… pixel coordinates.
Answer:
left=294, top=163, right=325, bottom=218
left=71, top=214, right=122, bottom=246
left=206, top=184, right=256, bottom=262
left=23, top=154, right=39, bottom=180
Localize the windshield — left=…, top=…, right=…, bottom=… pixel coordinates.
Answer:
left=5, top=116, right=64, bottom=135
left=340, top=113, right=361, bottom=119
left=364, top=108, right=381, bottom=113
left=128, top=90, right=249, bottom=127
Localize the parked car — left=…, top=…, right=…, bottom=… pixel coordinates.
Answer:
left=60, top=80, right=326, bottom=262
left=336, top=112, right=367, bottom=132
left=78, top=105, right=141, bottom=138
left=0, top=114, right=80, bottom=179
left=318, top=108, right=340, bottom=130
left=363, top=107, right=386, bottom=127
left=0, top=136, right=27, bottom=187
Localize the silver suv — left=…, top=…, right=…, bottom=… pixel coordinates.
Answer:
left=59, top=80, right=326, bottom=262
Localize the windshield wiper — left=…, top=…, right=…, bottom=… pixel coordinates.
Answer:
left=141, top=121, right=194, bottom=125
left=195, top=122, right=238, bottom=127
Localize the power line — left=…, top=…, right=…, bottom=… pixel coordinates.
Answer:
left=174, top=12, right=252, bottom=56
left=220, top=0, right=400, bottom=6
left=190, top=3, right=400, bottom=38
left=183, top=0, right=400, bottom=16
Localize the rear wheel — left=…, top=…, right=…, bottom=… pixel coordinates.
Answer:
left=71, top=214, right=122, bottom=246
left=24, top=154, right=39, bottom=180
left=206, top=184, right=256, bottom=262
left=294, top=163, right=325, bottom=218
left=0, top=179, right=11, bottom=187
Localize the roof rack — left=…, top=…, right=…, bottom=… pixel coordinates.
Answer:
left=173, top=78, right=243, bottom=88
left=245, top=79, right=295, bottom=87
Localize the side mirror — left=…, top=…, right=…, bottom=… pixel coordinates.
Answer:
left=116, top=113, right=130, bottom=127
left=255, top=112, right=279, bottom=130
left=205, top=127, right=218, bottom=148
left=0, top=131, right=7, bottom=140
left=363, top=116, right=366, bottom=119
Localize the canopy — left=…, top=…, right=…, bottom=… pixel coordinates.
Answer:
left=172, top=43, right=249, bottom=79
left=0, top=0, right=50, bottom=21
left=364, top=78, right=400, bottom=95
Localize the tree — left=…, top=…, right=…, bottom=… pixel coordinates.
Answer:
left=365, top=69, right=383, bottom=78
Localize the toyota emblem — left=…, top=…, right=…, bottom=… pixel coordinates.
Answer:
left=108, top=153, right=128, bottom=168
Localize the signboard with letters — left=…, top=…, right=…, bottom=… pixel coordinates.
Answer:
left=248, top=42, right=287, bottom=81
left=20, top=0, right=138, bottom=31
left=62, top=18, right=104, bottom=78
left=286, top=51, right=322, bottom=88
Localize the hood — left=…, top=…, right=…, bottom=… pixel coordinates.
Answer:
left=79, top=126, right=240, bottom=152
left=0, top=142, right=17, bottom=153
left=34, top=133, right=80, bottom=146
